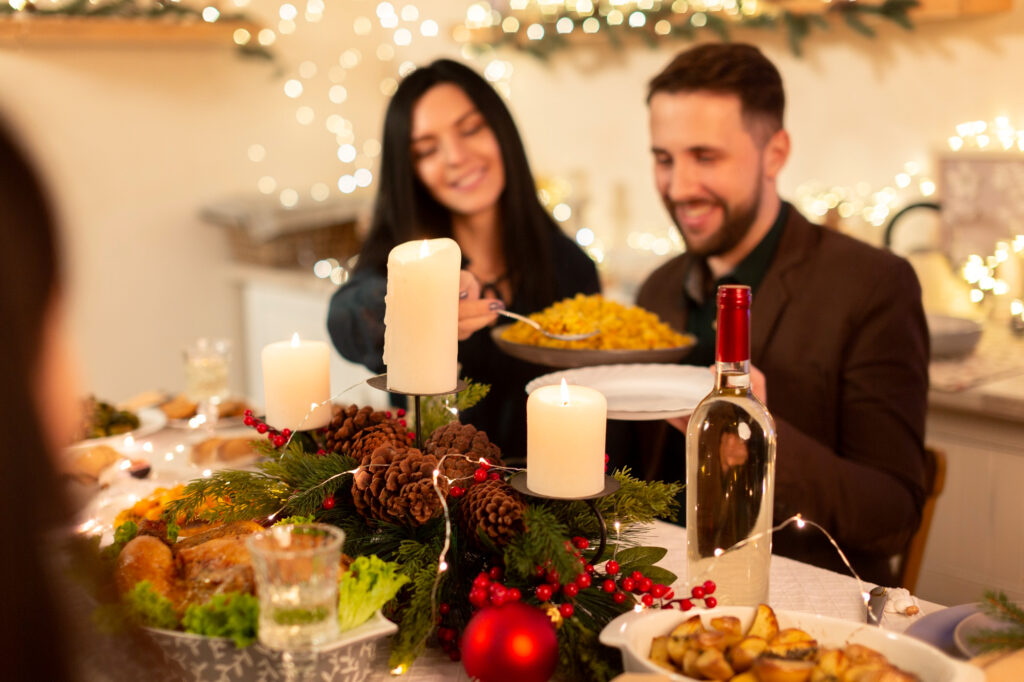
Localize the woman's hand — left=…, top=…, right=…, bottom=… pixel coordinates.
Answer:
left=458, top=270, right=504, bottom=340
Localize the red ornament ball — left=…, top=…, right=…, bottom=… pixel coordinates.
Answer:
left=461, top=602, right=558, bottom=682
left=321, top=495, right=335, bottom=510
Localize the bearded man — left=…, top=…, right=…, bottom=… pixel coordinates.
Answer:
left=636, top=43, right=930, bottom=585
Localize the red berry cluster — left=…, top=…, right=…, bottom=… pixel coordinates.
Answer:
left=660, top=580, right=718, bottom=611
left=436, top=602, right=461, bottom=661
left=447, top=458, right=500, bottom=498
left=243, top=410, right=293, bottom=448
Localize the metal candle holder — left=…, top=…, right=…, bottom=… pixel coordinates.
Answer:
left=509, top=472, right=621, bottom=563
left=366, top=374, right=467, bottom=449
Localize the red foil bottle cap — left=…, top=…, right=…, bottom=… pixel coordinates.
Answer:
left=716, top=284, right=751, bottom=363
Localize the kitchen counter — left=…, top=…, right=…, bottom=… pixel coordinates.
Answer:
left=928, top=321, right=1024, bottom=424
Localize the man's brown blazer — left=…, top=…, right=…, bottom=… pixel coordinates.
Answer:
left=637, top=204, right=929, bottom=582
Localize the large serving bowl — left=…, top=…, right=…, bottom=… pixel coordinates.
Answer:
left=146, top=611, right=396, bottom=682
left=491, top=324, right=694, bottom=369
left=927, top=314, right=983, bottom=359
left=598, top=606, right=983, bottom=681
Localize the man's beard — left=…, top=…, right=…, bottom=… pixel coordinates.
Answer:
left=671, top=189, right=761, bottom=258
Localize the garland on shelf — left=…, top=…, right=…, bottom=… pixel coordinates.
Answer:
left=457, top=0, right=918, bottom=58
left=0, top=1, right=272, bottom=60
left=165, top=380, right=687, bottom=680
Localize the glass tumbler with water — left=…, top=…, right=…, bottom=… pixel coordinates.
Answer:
left=247, top=524, right=345, bottom=680
left=183, top=337, right=230, bottom=427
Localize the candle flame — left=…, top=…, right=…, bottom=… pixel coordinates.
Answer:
left=559, top=378, right=570, bottom=406
left=419, top=239, right=430, bottom=258
left=290, top=332, right=301, bottom=347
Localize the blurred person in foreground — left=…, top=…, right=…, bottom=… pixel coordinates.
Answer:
left=635, top=43, right=929, bottom=584
left=327, top=59, right=599, bottom=460
left=0, top=115, right=84, bottom=680
left=0, top=120, right=179, bottom=680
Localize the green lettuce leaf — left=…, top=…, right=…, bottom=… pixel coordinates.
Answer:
left=182, top=592, right=259, bottom=648
left=123, top=580, right=178, bottom=630
left=338, top=555, right=409, bottom=631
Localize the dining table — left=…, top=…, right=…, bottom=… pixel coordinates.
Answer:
left=76, top=420, right=948, bottom=682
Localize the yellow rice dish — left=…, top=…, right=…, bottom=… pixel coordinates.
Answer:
left=501, top=294, right=690, bottom=350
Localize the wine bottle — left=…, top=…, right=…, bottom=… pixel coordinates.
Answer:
left=685, top=284, right=776, bottom=606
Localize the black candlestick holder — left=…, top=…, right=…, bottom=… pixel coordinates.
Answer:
left=366, top=374, right=467, bottom=449
left=509, top=472, right=621, bottom=563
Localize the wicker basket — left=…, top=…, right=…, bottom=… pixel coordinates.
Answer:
left=203, top=197, right=369, bottom=269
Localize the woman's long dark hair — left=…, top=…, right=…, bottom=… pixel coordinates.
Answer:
left=0, top=120, right=75, bottom=680
left=357, top=58, right=560, bottom=308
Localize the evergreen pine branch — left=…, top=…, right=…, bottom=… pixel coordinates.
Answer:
left=165, top=470, right=289, bottom=523
left=969, top=591, right=1024, bottom=653
left=503, top=505, right=582, bottom=582
left=598, top=468, right=682, bottom=525
left=980, top=590, right=1024, bottom=626
left=389, top=538, right=446, bottom=670
left=419, top=378, right=490, bottom=440
left=556, top=616, right=620, bottom=682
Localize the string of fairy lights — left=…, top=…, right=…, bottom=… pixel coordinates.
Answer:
left=76, top=379, right=887, bottom=674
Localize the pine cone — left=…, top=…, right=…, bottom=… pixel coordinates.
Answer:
left=425, top=422, right=503, bottom=483
left=325, top=404, right=392, bottom=455
left=458, top=479, right=526, bottom=548
left=348, top=422, right=410, bottom=463
left=350, top=445, right=445, bottom=527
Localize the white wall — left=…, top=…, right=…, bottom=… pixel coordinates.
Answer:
left=1, top=1, right=1022, bottom=401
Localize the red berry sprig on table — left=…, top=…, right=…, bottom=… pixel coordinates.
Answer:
left=243, top=410, right=295, bottom=449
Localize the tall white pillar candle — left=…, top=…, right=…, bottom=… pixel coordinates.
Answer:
left=261, top=333, right=332, bottom=431
left=383, top=237, right=461, bottom=394
left=527, top=379, right=607, bottom=498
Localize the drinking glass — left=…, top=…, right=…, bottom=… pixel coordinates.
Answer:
left=183, top=337, right=231, bottom=429
left=246, top=524, right=345, bottom=681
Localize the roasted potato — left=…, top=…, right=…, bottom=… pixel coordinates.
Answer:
left=748, top=603, right=781, bottom=642
left=649, top=635, right=677, bottom=673
left=694, top=647, right=734, bottom=680
left=752, top=657, right=816, bottom=682
left=645, top=605, right=918, bottom=681
left=728, top=636, right=768, bottom=673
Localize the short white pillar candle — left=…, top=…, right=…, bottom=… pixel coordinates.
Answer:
left=527, top=379, right=607, bottom=498
left=261, top=333, right=332, bottom=431
left=383, top=237, right=461, bottom=394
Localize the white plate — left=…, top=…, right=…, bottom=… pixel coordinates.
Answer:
left=525, top=364, right=713, bottom=420
left=954, top=611, right=1014, bottom=658
left=599, top=606, right=983, bottom=681
left=72, top=406, right=168, bottom=448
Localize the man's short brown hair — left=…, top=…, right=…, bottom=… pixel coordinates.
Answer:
left=648, top=43, right=785, bottom=142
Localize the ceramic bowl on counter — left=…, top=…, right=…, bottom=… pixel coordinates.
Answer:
left=598, top=606, right=983, bottom=681
left=927, top=314, right=983, bottom=359
left=147, top=611, right=396, bottom=682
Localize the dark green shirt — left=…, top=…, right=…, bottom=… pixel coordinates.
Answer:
left=684, top=203, right=788, bottom=366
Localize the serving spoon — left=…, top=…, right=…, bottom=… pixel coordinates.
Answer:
left=496, top=309, right=599, bottom=342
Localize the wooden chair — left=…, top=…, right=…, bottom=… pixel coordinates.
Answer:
left=895, top=446, right=947, bottom=592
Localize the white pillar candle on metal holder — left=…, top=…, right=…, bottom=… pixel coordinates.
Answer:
left=261, top=333, right=332, bottom=431
left=527, top=379, right=607, bottom=498
left=383, top=237, right=461, bottom=394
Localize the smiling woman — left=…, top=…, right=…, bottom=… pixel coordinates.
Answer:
left=326, top=58, right=600, bottom=459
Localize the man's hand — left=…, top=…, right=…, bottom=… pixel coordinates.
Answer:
left=458, top=270, right=504, bottom=340
left=665, top=363, right=769, bottom=433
